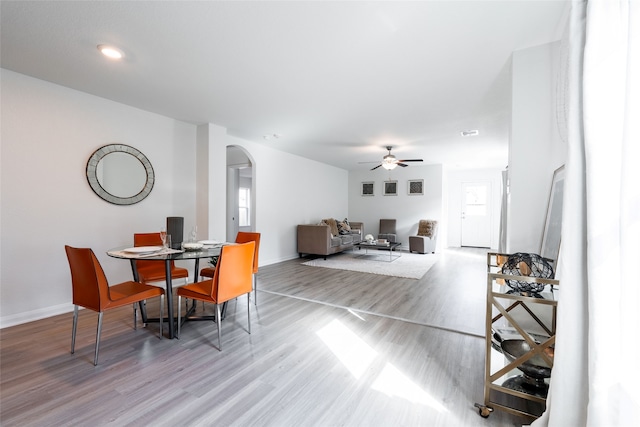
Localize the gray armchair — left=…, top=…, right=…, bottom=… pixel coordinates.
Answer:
left=378, top=219, right=397, bottom=243
left=409, top=220, right=438, bottom=254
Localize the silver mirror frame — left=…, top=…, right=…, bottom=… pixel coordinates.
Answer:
left=86, top=144, right=155, bottom=205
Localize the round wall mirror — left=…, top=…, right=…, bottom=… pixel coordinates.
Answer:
left=86, top=144, right=155, bottom=205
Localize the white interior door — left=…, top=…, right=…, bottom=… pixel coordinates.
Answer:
left=461, top=182, right=492, bottom=248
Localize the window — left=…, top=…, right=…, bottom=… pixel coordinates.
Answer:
left=464, top=185, right=487, bottom=216
left=239, top=187, right=250, bottom=226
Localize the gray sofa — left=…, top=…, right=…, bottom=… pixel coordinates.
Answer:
left=297, top=220, right=363, bottom=259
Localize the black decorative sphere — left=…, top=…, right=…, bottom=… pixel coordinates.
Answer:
left=502, top=253, right=554, bottom=293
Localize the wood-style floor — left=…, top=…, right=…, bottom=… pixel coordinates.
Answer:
left=1, top=248, right=526, bottom=426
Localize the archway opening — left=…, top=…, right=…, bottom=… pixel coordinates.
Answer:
left=226, top=145, right=256, bottom=241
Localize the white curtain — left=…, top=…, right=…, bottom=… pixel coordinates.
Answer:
left=534, top=1, right=640, bottom=426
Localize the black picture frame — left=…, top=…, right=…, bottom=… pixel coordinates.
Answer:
left=361, top=181, right=374, bottom=196
left=383, top=180, right=398, bottom=196
left=408, top=179, right=424, bottom=195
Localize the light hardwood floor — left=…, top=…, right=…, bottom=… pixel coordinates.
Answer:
left=1, top=248, right=527, bottom=426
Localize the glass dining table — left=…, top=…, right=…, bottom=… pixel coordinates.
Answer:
left=107, top=245, right=224, bottom=339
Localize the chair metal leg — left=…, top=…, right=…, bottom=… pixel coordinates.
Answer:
left=247, top=294, right=251, bottom=334
left=216, top=303, right=222, bottom=351
left=177, top=295, right=182, bottom=339
left=94, top=312, right=104, bottom=366
left=159, top=295, right=164, bottom=339
left=133, top=303, right=138, bottom=330
left=71, top=305, right=79, bottom=354
left=253, top=274, right=258, bottom=305
left=142, top=300, right=148, bottom=327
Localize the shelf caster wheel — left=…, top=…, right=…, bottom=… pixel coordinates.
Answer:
left=474, top=403, right=493, bottom=418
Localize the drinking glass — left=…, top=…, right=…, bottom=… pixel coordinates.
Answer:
left=165, top=235, right=171, bottom=250
left=160, top=228, right=168, bottom=248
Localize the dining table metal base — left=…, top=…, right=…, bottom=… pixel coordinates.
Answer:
left=141, top=300, right=229, bottom=338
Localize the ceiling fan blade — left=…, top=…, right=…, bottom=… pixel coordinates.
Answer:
left=370, top=164, right=382, bottom=171
left=397, top=159, right=423, bottom=163
left=397, top=162, right=409, bottom=167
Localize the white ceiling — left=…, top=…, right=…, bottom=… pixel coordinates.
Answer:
left=1, top=0, right=568, bottom=171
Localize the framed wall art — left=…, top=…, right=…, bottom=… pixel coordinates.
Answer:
left=383, top=180, right=398, bottom=196
left=408, top=179, right=424, bottom=195
left=361, top=181, right=374, bottom=196
left=541, top=165, right=565, bottom=262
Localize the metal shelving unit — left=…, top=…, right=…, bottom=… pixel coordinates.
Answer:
left=475, top=252, right=560, bottom=420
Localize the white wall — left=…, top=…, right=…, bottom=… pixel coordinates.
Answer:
left=0, top=70, right=349, bottom=327
left=0, top=69, right=197, bottom=326
left=222, top=135, right=349, bottom=264
left=507, top=41, right=567, bottom=253
left=445, top=168, right=503, bottom=250
left=348, top=164, right=443, bottom=251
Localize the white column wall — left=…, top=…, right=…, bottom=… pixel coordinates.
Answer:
left=507, top=42, right=567, bottom=253
left=195, top=123, right=227, bottom=242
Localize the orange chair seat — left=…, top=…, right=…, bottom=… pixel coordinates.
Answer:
left=106, top=281, right=165, bottom=309
left=176, top=281, right=217, bottom=303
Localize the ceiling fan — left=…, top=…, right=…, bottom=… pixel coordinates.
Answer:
left=360, top=146, right=423, bottom=171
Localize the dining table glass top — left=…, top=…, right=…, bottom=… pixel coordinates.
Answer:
left=107, top=245, right=225, bottom=260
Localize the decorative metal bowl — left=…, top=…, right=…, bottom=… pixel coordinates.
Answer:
left=501, top=252, right=554, bottom=293
left=500, top=339, right=553, bottom=381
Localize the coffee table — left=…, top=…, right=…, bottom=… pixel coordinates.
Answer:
left=354, top=241, right=401, bottom=262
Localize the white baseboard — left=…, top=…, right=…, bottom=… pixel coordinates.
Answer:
left=0, top=303, right=73, bottom=329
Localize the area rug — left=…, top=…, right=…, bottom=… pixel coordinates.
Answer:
left=301, top=251, right=438, bottom=279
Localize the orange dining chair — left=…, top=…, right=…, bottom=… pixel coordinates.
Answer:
left=177, top=241, right=255, bottom=350
left=200, top=231, right=261, bottom=304
left=65, top=245, right=165, bottom=365
left=134, top=233, right=189, bottom=286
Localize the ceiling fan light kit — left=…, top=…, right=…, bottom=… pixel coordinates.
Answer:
left=365, top=146, right=424, bottom=171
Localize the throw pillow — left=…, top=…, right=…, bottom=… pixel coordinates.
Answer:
left=418, top=220, right=437, bottom=237
left=337, top=220, right=352, bottom=235
left=322, top=218, right=340, bottom=237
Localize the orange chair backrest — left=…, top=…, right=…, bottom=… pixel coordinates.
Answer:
left=65, top=246, right=110, bottom=311
left=134, top=232, right=175, bottom=272
left=211, top=241, right=255, bottom=304
left=235, top=231, right=260, bottom=274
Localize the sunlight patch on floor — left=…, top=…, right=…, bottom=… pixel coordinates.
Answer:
left=372, top=363, right=447, bottom=412
left=317, top=319, right=448, bottom=412
left=316, top=319, right=377, bottom=379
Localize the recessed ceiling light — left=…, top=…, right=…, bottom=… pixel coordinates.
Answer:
left=97, top=44, right=124, bottom=59
left=461, top=130, right=479, bottom=137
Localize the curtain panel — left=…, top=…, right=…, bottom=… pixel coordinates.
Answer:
left=534, top=1, right=639, bottom=426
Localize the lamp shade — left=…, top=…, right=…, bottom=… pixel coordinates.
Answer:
left=382, top=162, right=397, bottom=170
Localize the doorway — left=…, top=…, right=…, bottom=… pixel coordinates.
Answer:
left=226, top=146, right=255, bottom=241
left=461, top=181, right=492, bottom=248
